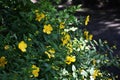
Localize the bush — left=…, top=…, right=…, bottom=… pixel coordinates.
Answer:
left=0, top=0, right=120, bottom=80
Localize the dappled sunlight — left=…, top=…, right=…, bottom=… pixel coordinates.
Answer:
left=103, top=21, right=114, bottom=25
left=107, top=23, right=120, bottom=27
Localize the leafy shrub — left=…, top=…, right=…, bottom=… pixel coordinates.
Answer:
left=0, top=0, right=120, bottom=80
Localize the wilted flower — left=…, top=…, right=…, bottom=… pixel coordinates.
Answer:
left=4, top=45, right=9, bottom=50
left=0, top=56, right=7, bottom=67
left=18, top=41, right=27, bottom=52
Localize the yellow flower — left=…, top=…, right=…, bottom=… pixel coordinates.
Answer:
left=59, top=22, right=65, bottom=29
left=32, top=65, right=40, bottom=77
left=48, top=48, right=55, bottom=54
left=43, top=24, right=53, bottom=34
left=85, top=15, right=90, bottom=26
left=84, top=31, right=89, bottom=40
left=84, top=31, right=93, bottom=40
left=4, top=45, right=9, bottom=50
left=65, top=34, right=70, bottom=40
left=45, top=48, right=55, bottom=58
left=18, top=41, right=27, bottom=52
left=65, top=55, right=76, bottom=65
left=0, top=56, right=7, bottom=67
left=61, top=39, right=68, bottom=46
left=91, top=69, right=102, bottom=79
left=61, top=33, right=70, bottom=45
left=35, top=13, right=45, bottom=22
left=89, top=34, right=93, bottom=40
left=84, top=31, right=89, bottom=36
left=45, top=51, right=51, bottom=58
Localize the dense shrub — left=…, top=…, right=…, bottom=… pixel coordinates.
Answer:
left=0, top=0, right=120, bottom=80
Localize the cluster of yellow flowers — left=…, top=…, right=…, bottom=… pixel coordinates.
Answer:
left=43, top=24, right=53, bottom=34
left=61, top=32, right=71, bottom=46
left=84, top=30, right=93, bottom=40
left=45, top=46, right=55, bottom=58
left=0, top=56, right=7, bottom=67
left=65, top=55, right=76, bottom=65
left=31, top=65, right=40, bottom=77
left=85, top=15, right=90, bottom=26
left=18, top=41, right=27, bottom=52
left=35, top=10, right=45, bottom=22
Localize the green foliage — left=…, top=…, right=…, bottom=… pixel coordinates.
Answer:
left=0, top=0, right=120, bottom=80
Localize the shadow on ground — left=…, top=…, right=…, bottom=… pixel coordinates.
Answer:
left=75, top=7, right=120, bottom=55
